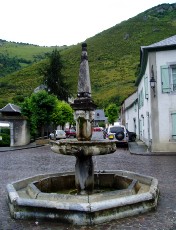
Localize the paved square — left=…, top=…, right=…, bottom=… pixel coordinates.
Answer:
left=0, top=145, right=176, bottom=229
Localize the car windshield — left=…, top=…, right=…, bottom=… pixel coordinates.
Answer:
left=56, top=130, right=65, bottom=134
left=110, top=127, right=124, bottom=133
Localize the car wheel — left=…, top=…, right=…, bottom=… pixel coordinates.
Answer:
left=131, top=135, right=136, bottom=142
left=115, top=132, right=124, bottom=141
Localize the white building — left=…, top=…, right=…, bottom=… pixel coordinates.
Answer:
left=122, top=35, right=176, bottom=152
left=121, top=91, right=138, bottom=134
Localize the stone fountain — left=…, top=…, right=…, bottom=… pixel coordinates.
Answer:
left=51, top=43, right=117, bottom=195
left=6, top=43, right=159, bottom=225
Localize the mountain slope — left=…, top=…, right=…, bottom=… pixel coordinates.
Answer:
left=0, top=3, right=176, bottom=108
left=0, top=40, right=68, bottom=76
left=61, top=3, right=176, bottom=107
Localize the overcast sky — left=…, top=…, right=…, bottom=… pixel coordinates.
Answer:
left=1, top=0, right=175, bottom=47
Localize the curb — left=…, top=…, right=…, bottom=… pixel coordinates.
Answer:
left=0, top=143, right=45, bottom=152
left=128, top=142, right=176, bottom=156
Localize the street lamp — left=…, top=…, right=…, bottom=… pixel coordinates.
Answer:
left=150, top=65, right=156, bottom=96
left=150, top=76, right=156, bottom=89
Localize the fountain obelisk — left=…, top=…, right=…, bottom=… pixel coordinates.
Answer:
left=72, top=43, right=97, bottom=141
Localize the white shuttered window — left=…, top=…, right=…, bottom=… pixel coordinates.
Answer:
left=171, top=112, right=176, bottom=140
left=161, top=65, right=176, bottom=93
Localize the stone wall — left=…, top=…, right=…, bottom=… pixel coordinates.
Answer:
left=0, top=116, right=30, bottom=147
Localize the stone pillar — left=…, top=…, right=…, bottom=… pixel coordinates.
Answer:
left=10, top=122, right=14, bottom=146
left=77, top=43, right=91, bottom=98
left=71, top=43, right=97, bottom=192
left=75, top=155, right=94, bottom=194
left=71, top=43, right=97, bottom=141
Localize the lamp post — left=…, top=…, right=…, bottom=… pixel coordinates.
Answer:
left=150, top=65, right=156, bottom=97
left=150, top=76, right=156, bottom=89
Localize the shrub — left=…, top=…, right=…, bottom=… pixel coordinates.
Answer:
left=0, top=128, right=10, bottom=146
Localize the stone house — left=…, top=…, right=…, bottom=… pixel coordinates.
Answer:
left=121, top=35, right=176, bottom=152
left=0, top=103, right=30, bottom=146
left=93, top=109, right=107, bottom=127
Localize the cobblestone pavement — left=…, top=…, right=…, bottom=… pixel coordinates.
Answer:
left=0, top=144, right=176, bottom=230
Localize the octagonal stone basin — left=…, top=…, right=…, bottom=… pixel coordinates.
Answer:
left=6, top=170, right=159, bottom=225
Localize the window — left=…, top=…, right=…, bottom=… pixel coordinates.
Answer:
left=144, top=74, right=149, bottom=99
left=161, top=65, right=176, bottom=93
left=134, top=101, right=137, bottom=112
left=171, top=67, right=176, bottom=91
left=171, top=112, right=176, bottom=140
left=110, top=126, right=124, bottom=133
left=139, top=119, right=142, bottom=138
left=138, top=88, right=144, bottom=109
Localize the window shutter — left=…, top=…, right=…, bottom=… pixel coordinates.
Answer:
left=161, top=65, right=171, bottom=93
left=171, top=112, right=176, bottom=140
left=138, top=89, right=144, bottom=108
left=144, top=75, right=149, bottom=99
left=141, top=88, right=144, bottom=106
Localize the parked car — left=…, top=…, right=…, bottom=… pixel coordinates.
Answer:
left=49, top=130, right=66, bottom=140
left=107, top=125, right=128, bottom=145
left=93, top=127, right=103, bottom=132
left=126, top=129, right=136, bottom=142
left=64, top=128, right=76, bottom=138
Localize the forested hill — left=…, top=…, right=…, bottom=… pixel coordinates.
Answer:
left=0, top=40, right=68, bottom=77
left=0, top=3, right=176, bottom=108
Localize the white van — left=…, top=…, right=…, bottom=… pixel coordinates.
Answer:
left=107, top=125, right=128, bottom=145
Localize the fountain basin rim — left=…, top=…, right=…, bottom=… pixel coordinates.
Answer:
left=7, top=184, right=155, bottom=212
left=50, top=139, right=117, bottom=156
left=7, top=170, right=159, bottom=213
left=50, top=139, right=118, bottom=144
left=6, top=170, right=159, bottom=225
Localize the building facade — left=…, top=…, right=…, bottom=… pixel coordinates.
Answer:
left=121, top=92, right=138, bottom=134
left=122, top=35, right=176, bottom=152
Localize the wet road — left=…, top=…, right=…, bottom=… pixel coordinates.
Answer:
left=0, top=143, right=176, bottom=230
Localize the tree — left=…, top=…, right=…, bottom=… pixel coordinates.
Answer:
left=21, top=90, right=57, bottom=138
left=105, top=103, right=119, bottom=125
left=43, top=49, right=70, bottom=102
left=51, top=101, right=74, bottom=129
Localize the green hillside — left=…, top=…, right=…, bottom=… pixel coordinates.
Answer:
left=0, top=40, right=68, bottom=76
left=0, top=3, right=176, bottom=108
